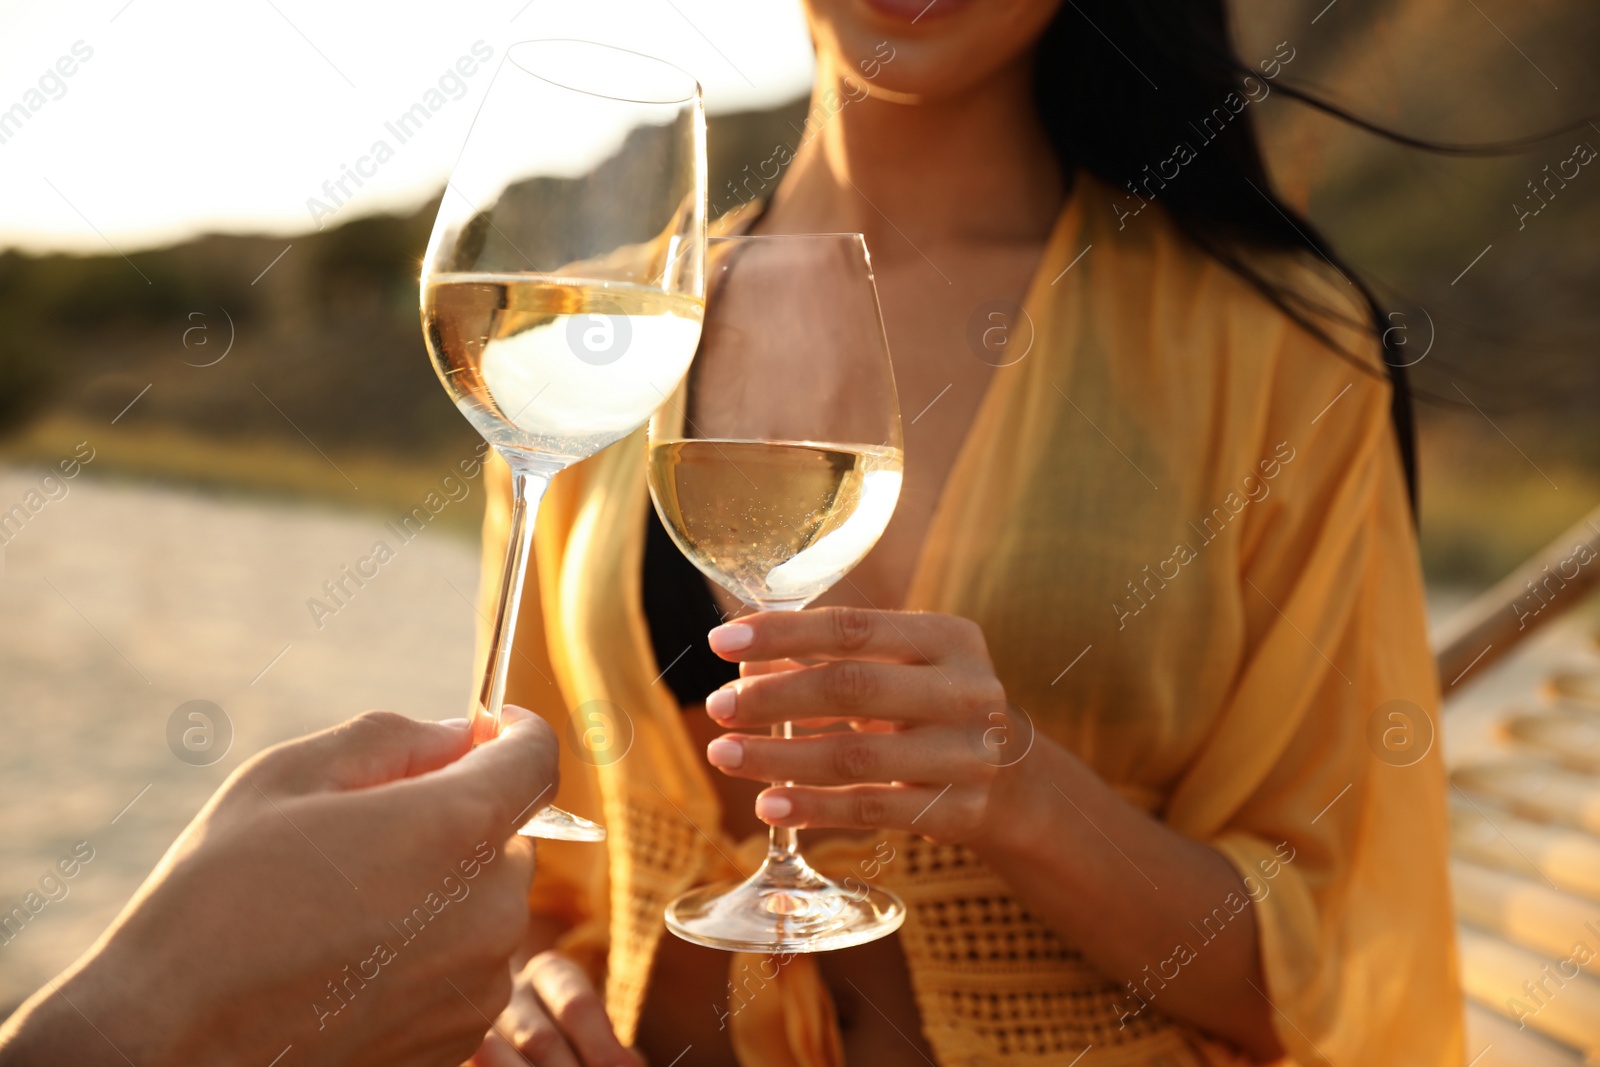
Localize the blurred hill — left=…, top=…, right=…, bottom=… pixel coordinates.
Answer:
left=0, top=1, right=1597, bottom=581
left=0, top=103, right=805, bottom=526
left=1235, top=0, right=1600, bottom=580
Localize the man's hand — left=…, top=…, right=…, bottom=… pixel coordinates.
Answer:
left=0, top=706, right=559, bottom=1067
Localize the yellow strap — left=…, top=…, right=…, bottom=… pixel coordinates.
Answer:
left=727, top=951, right=844, bottom=1067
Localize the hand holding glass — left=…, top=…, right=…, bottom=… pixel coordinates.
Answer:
left=647, top=234, right=907, bottom=950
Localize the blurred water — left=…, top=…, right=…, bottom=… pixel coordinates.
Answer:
left=0, top=466, right=481, bottom=1008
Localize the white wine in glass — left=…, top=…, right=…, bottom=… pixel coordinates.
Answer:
left=648, top=439, right=903, bottom=610
left=422, top=40, right=705, bottom=841
left=647, top=234, right=907, bottom=951
left=425, top=277, right=703, bottom=462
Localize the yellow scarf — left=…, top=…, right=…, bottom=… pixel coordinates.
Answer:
left=482, top=178, right=1463, bottom=1065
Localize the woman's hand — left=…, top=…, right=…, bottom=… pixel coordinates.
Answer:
left=699, top=608, right=1283, bottom=1057
left=0, top=707, right=558, bottom=1067
left=699, top=607, right=1034, bottom=846
left=468, top=951, right=643, bottom=1067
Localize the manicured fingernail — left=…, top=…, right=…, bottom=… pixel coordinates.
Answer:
left=708, top=623, right=755, bottom=654
left=756, top=793, right=792, bottom=821
left=437, top=717, right=469, bottom=728
left=706, top=737, right=744, bottom=769
left=705, top=687, right=736, bottom=723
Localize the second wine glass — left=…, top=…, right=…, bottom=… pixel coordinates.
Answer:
left=647, top=233, right=907, bottom=951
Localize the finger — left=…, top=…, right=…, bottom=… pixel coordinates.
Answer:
left=706, top=661, right=997, bottom=730
left=733, top=659, right=841, bottom=727
left=708, top=607, right=987, bottom=667
left=259, top=710, right=475, bottom=793
left=506, top=1020, right=584, bottom=1067
left=467, top=1029, right=536, bottom=1067
left=729, top=658, right=852, bottom=729
left=417, top=1030, right=509, bottom=1067
left=488, top=959, right=588, bottom=1067
left=479, top=834, right=538, bottom=930
left=527, top=952, right=636, bottom=1067
left=754, top=783, right=956, bottom=835
left=499, top=998, right=583, bottom=1067
left=421, top=705, right=561, bottom=833
left=739, top=657, right=806, bottom=678
left=706, top=729, right=975, bottom=786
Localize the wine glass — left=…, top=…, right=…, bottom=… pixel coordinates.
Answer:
left=646, top=233, right=907, bottom=951
left=421, top=40, right=705, bottom=841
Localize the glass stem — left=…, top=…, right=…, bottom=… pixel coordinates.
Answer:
left=764, top=602, right=808, bottom=865
left=770, top=719, right=799, bottom=862
left=476, top=461, right=552, bottom=745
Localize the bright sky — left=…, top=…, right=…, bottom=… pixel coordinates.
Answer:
left=0, top=0, right=815, bottom=254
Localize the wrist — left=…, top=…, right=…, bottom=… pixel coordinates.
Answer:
left=0, top=956, right=173, bottom=1067
left=976, top=735, right=1084, bottom=867
left=53, top=921, right=218, bottom=1066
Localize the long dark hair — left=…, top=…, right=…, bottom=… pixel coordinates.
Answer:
left=1033, top=2, right=1421, bottom=505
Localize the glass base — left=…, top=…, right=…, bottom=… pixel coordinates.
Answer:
left=665, top=853, right=904, bottom=953
left=517, top=805, right=607, bottom=842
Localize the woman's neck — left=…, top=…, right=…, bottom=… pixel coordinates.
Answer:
left=766, top=51, right=1066, bottom=247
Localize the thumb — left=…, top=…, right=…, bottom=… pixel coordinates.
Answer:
left=423, top=705, right=561, bottom=832
left=267, top=710, right=475, bottom=794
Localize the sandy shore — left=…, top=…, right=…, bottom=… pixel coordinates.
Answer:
left=0, top=466, right=482, bottom=1007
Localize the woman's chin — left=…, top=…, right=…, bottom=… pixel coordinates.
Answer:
left=857, top=0, right=977, bottom=26
left=820, top=0, right=1056, bottom=103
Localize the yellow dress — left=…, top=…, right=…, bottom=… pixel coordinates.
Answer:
left=477, top=177, right=1463, bottom=1065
